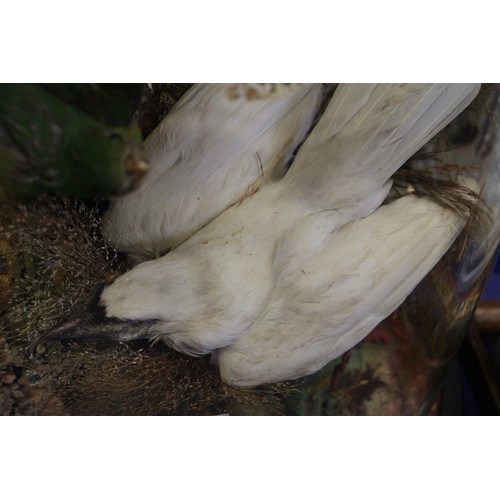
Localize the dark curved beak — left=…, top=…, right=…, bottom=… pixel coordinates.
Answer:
left=43, top=282, right=155, bottom=343
left=46, top=315, right=153, bottom=342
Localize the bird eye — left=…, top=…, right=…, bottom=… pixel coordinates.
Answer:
left=107, top=132, right=124, bottom=143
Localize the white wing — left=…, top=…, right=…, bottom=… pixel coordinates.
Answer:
left=216, top=180, right=477, bottom=386
left=102, top=83, right=323, bottom=259
left=283, top=83, right=480, bottom=215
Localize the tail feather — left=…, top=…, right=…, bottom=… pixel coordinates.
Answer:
left=284, top=83, right=480, bottom=211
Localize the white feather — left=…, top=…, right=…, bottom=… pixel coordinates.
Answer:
left=284, top=83, right=480, bottom=213
left=215, top=178, right=477, bottom=386
left=102, top=83, right=323, bottom=259
left=99, top=83, right=480, bottom=384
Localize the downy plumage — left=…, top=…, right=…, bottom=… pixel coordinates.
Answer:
left=51, top=83, right=481, bottom=386
left=102, top=83, right=323, bottom=260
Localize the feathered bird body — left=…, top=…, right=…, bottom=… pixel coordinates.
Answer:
left=102, top=83, right=323, bottom=259
left=96, top=83, right=480, bottom=385
left=216, top=185, right=475, bottom=385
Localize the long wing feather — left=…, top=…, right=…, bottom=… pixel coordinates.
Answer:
left=284, top=84, right=480, bottom=214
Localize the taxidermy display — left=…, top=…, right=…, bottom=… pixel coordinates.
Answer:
left=45, top=83, right=482, bottom=387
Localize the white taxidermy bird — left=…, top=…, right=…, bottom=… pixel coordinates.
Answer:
left=50, top=83, right=480, bottom=387
left=102, top=83, right=323, bottom=260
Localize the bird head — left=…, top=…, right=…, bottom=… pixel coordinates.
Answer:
left=83, top=126, right=150, bottom=197
left=44, top=250, right=203, bottom=346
